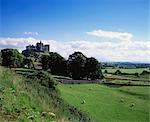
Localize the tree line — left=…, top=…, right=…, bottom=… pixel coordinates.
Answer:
left=0, top=48, right=103, bottom=80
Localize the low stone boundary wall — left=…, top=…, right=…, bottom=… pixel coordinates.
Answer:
left=60, top=79, right=103, bottom=84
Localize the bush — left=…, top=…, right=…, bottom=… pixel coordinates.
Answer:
left=114, top=70, right=122, bottom=75
left=104, top=70, right=108, bottom=73
left=134, top=73, right=139, bottom=77
left=26, top=71, right=57, bottom=89
left=140, top=70, right=150, bottom=75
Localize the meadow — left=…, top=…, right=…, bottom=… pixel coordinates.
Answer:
left=1, top=66, right=149, bottom=122
left=102, top=68, right=150, bottom=74
left=0, top=67, right=67, bottom=121
left=0, top=67, right=90, bottom=121
left=58, top=84, right=150, bottom=122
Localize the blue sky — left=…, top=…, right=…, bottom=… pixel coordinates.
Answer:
left=1, top=0, right=149, bottom=40
left=0, top=0, right=150, bottom=62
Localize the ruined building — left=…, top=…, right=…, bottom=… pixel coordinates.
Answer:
left=22, top=41, right=50, bottom=56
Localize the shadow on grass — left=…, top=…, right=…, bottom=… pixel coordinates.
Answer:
left=117, top=89, right=149, bottom=100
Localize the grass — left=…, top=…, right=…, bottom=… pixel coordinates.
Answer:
left=58, top=84, right=150, bottom=122
left=0, top=67, right=91, bottom=121
left=103, top=68, right=150, bottom=81
left=0, top=67, right=68, bottom=121
left=110, top=80, right=150, bottom=85
left=102, top=68, right=150, bottom=74
left=2, top=67, right=149, bottom=121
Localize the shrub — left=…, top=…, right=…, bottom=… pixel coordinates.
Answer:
left=104, top=70, right=108, bottom=73
left=26, top=71, right=57, bottom=89
left=140, top=70, right=150, bottom=75
left=114, top=70, right=122, bottom=75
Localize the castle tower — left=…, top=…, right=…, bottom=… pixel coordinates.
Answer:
left=36, top=41, right=43, bottom=51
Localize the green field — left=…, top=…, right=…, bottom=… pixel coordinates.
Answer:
left=58, top=84, right=150, bottom=122
left=1, top=67, right=150, bottom=121
left=102, top=68, right=150, bottom=74
left=0, top=67, right=91, bottom=121
left=0, top=67, right=68, bottom=121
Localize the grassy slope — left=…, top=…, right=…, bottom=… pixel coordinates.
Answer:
left=0, top=67, right=70, bottom=121
left=58, top=84, right=150, bottom=122
left=102, top=68, right=150, bottom=74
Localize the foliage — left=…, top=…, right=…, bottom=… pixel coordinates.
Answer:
left=140, top=70, right=150, bottom=75
left=114, top=69, right=122, bottom=75
left=68, top=52, right=87, bottom=79
left=0, top=67, right=90, bottom=121
left=1, top=48, right=23, bottom=68
left=0, top=52, right=2, bottom=65
left=41, top=52, right=68, bottom=76
left=23, top=57, right=34, bottom=69
left=40, top=54, right=50, bottom=70
left=104, top=69, right=108, bottom=73
left=33, top=71, right=57, bottom=89
left=85, top=57, right=103, bottom=80
left=134, top=72, right=139, bottom=77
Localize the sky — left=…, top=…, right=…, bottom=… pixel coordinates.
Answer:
left=0, top=0, right=150, bottom=62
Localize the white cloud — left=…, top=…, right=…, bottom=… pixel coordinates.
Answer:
left=0, top=37, right=150, bottom=63
left=24, top=32, right=39, bottom=35
left=86, top=29, right=133, bottom=41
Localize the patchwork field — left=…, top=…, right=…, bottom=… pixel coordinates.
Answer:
left=102, top=68, right=150, bottom=74
left=58, top=84, right=150, bottom=122
left=1, top=67, right=150, bottom=121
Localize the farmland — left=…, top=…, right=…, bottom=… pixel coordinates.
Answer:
left=58, top=84, right=150, bottom=122
left=0, top=66, right=150, bottom=121
left=102, top=68, right=150, bottom=74
left=58, top=68, right=150, bottom=122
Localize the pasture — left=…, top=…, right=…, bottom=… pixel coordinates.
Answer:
left=0, top=67, right=90, bottom=121
left=58, top=84, right=150, bottom=122
left=102, top=68, right=150, bottom=74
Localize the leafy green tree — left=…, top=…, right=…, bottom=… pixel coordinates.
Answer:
left=0, top=52, right=2, bottom=65
left=1, top=48, right=23, bottom=68
left=49, top=52, right=68, bottom=76
left=114, top=70, right=122, bottom=75
left=40, top=54, right=50, bottom=70
left=68, top=52, right=87, bottom=79
left=23, top=57, right=34, bottom=69
left=85, top=57, right=103, bottom=80
left=134, top=72, right=139, bottom=77
left=104, top=70, right=108, bottom=74
left=41, top=52, right=68, bottom=76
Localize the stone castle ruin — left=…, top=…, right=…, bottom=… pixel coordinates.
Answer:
left=22, top=41, right=50, bottom=56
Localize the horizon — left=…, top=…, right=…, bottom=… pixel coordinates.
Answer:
left=0, top=0, right=150, bottom=63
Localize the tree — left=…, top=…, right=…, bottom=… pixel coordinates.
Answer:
left=0, top=52, right=2, bottom=65
left=40, top=54, right=50, bottom=70
left=114, top=70, right=122, bottom=75
left=41, top=52, right=68, bottom=76
left=104, top=70, right=108, bottom=74
left=68, top=52, right=87, bottom=79
left=1, top=48, right=23, bottom=68
left=134, top=72, right=139, bottom=77
left=49, top=52, right=68, bottom=76
left=85, top=57, right=103, bottom=80
left=23, top=57, right=34, bottom=69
